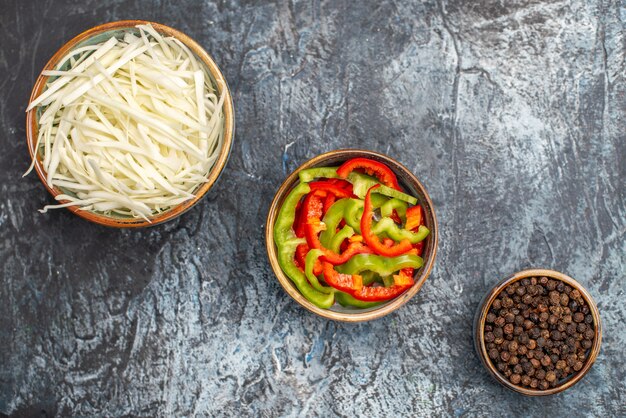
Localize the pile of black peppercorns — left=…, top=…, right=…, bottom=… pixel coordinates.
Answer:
left=483, top=276, right=595, bottom=390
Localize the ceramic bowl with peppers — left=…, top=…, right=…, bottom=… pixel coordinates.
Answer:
left=265, top=150, right=438, bottom=322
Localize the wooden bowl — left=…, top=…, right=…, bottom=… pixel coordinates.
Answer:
left=474, top=269, right=602, bottom=395
left=25, top=20, right=235, bottom=227
left=265, top=149, right=438, bottom=322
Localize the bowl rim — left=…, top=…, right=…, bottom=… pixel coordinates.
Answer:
left=265, top=149, right=438, bottom=322
left=474, top=268, right=603, bottom=396
left=25, top=20, right=235, bottom=228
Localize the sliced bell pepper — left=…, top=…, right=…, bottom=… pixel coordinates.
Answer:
left=361, top=185, right=414, bottom=257
left=350, top=274, right=415, bottom=301
left=337, top=157, right=401, bottom=190
left=380, top=198, right=408, bottom=220
left=389, top=210, right=402, bottom=225
left=306, top=220, right=373, bottom=265
left=405, top=204, right=423, bottom=231
left=360, top=270, right=381, bottom=286
left=336, top=253, right=423, bottom=277
left=319, top=199, right=352, bottom=247
left=329, top=225, right=355, bottom=253
left=273, top=183, right=334, bottom=308
left=305, top=249, right=334, bottom=294
left=323, top=194, right=336, bottom=216
left=322, top=262, right=363, bottom=294
left=335, top=291, right=382, bottom=308
left=309, top=180, right=353, bottom=198
left=413, top=241, right=424, bottom=256
left=298, top=167, right=339, bottom=183
left=294, top=189, right=326, bottom=238
left=327, top=255, right=416, bottom=302
left=348, top=172, right=417, bottom=204
left=371, top=217, right=429, bottom=244
left=295, top=243, right=323, bottom=275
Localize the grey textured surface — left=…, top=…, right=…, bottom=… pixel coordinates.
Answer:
left=1, top=0, right=625, bottom=416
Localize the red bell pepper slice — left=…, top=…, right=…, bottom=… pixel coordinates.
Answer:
left=323, top=194, right=336, bottom=216
left=405, top=205, right=425, bottom=255
left=305, top=220, right=373, bottom=264
left=337, top=157, right=401, bottom=190
left=322, top=262, right=363, bottom=293
left=309, top=180, right=353, bottom=198
left=361, top=185, right=413, bottom=257
left=294, top=190, right=326, bottom=237
left=413, top=241, right=424, bottom=256
left=390, top=209, right=402, bottom=224
left=351, top=268, right=415, bottom=302
left=295, top=243, right=323, bottom=275
left=322, top=262, right=414, bottom=302
left=405, top=205, right=423, bottom=231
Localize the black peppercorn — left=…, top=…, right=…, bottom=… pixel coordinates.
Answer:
left=535, top=369, right=546, bottom=380
left=484, top=276, right=595, bottom=390
left=493, top=326, right=503, bottom=337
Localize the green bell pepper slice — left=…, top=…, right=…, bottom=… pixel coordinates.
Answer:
left=371, top=217, right=430, bottom=244
left=304, top=249, right=334, bottom=294
left=321, top=196, right=389, bottom=245
left=361, top=270, right=382, bottom=286
left=329, top=225, right=354, bottom=253
left=337, top=253, right=424, bottom=277
left=298, top=167, right=339, bottom=183
left=380, top=198, right=408, bottom=220
left=335, top=291, right=382, bottom=309
left=274, top=183, right=334, bottom=308
left=319, top=198, right=352, bottom=247
left=348, top=172, right=417, bottom=204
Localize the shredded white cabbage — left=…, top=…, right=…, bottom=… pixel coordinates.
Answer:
left=26, top=24, right=225, bottom=220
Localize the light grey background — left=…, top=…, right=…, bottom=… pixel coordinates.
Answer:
left=1, top=0, right=624, bottom=416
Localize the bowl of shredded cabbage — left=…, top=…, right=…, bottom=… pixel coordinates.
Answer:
left=25, top=20, right=234, bottom=227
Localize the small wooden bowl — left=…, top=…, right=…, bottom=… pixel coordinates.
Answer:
left=474, top=269, right=602, bottom=396
left=265, top=149, right=438, bottom=322
left=25, top=20, right=235, bottom=227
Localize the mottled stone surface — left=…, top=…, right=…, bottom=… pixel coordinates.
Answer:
left=1, top=0, right=624, bottom=416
